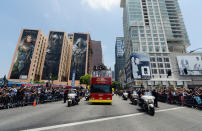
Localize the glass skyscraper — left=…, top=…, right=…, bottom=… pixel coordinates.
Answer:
left=115, top=37, right=125, bottom=81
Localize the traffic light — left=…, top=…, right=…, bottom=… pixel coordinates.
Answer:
left=46, top=82, right=49, bottom=87
left=184, top=68, right=188, bottom=75
left=93, top=65, right=107, bottom=71
left=167, top=70, right=172, bottom=78
left=93, top=66, right=97, bottom=71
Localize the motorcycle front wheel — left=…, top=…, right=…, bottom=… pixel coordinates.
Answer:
left=149, top=108, right=155, bottom=116
left=68, top=101, right=71, bottom=107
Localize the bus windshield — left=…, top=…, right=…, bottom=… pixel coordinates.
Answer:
left=90, top=85, right=112, bottom=93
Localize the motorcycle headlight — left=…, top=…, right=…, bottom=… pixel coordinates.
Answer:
left=148, top=99, right=153, bottom=104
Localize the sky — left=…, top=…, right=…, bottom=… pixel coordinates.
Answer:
left=0, top=0, right=202, bottom=78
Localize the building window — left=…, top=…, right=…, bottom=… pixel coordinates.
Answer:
left=152, top=69, right=158, bottom=74
left=159, top=69, right=165, bottom=74
left=149, top=46, right=153, bottom=52
left=142, top=46, right=147, bottom=52
left=166, top=69, right=171, bottom=76
left=158, top=63, right=164, bottom=68
left=164, top=57, right=169, bottom=62
left=165, top=63, right=170, bottom=68
left=151, top=63, right=156, bottom=68
left=155, top=46, right=160, bottom=52
left=157, top=57, right=162, bottom=62
left=150, top=57, right=156, bottom=62
left=162, top=47, right=167, bottom=52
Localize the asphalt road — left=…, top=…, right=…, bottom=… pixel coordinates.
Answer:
left=0, top=96, right=202, bottom=131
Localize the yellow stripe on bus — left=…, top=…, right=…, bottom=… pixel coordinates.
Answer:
left=89, top=100, right=112, bottom=103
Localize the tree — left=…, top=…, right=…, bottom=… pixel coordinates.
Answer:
left=32, top=81, right=45, bottom=84
left=80, top=74, right=91, bottom=86
left=112, top=81, right=123, bottom=90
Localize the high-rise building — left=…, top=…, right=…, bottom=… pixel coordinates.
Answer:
left=69, top=33, right=91, bottom=86
left=41, top=31, right=72, bottom=84
left=115, top=37, right=125, bottom=81
left=112, top=70, right=115, bottom=81
left=120, top=0, right=190, bottom=87
left=91, top=40, right=103, bottom=67
left=8, top=29, right=48, bottom=82
left=163, top=0, right=190, bottom=53
left=121, top=0, right=190, bottom=58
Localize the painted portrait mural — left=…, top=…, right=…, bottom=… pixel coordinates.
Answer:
left=42, top=32, right=64, bottom=80
left=10, top=30, right=38, bottom=79
left=70, top=33, right=88, bottom=80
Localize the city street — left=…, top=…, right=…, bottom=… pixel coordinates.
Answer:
left=0, top=96, right=201, bottom=131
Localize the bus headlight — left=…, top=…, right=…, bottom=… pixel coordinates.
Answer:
left=91, top=97, right=94, bottom=100
left=107, top=98, right=111, bottom=100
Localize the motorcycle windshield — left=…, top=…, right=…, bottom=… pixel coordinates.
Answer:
left=144, top=92, right=152, bottom=96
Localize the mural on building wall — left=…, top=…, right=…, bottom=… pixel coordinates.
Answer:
left=10, top=30, right=38, bottom=79
left=130, top=53, right=151, bottom=80
left=42, top=32, right=64, bottom=80
left=177, top=56, right=202, bottom=75
left=70, top=33, right=88, bottom=80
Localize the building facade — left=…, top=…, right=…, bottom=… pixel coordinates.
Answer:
left=120, top=0, right=191, bottom=88
left=69, top=33, right=92, bottom=86
left=91, top=40, right=103, bottom=67
left=8, top=29, right=48, bottom=82
left=168, top=53, right=202, bottom=88
left=115, top=37, right=125, bottom=81
left=41, top=31, right=72, bottom=84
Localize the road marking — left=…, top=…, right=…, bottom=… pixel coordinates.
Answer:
left=22, top=107, right=184, bottom=131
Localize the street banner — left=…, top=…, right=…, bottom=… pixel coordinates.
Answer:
left=71, top=70, right=76, bottom=87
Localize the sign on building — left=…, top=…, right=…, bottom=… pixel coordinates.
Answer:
left=177, top=56, right=202, bottom=75
left=130, top=53, right=151, bottom=80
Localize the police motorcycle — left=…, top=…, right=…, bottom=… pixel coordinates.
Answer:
left=138, top=91, right=155, bottom=116
left=130, top=91, right=138, bottom=105
left=67, top=89, right=80, bottom=107
left=122, top=91, right=129, bottom=100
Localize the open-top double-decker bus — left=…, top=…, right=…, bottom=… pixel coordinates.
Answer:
left=89, top=70, right=112, bottom=104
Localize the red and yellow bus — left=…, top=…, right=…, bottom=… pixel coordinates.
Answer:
left=89, top=71, right=112, bottom=104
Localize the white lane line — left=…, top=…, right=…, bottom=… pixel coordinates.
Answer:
left=22, top=107, right=184, bottom=131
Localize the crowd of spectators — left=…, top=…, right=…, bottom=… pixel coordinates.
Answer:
left=157, top=87, right=202, bottom=109
left=0, top=86, right=64, bottom=109
left=116, top=87, right=202, bottom=109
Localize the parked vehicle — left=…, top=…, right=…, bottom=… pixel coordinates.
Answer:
left=138, top=92, right=155, bottom=116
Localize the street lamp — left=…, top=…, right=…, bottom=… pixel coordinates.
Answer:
left=189, top=48, right=202, bottom=53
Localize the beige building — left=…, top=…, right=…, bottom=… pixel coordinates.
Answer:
left=8, top=29, right=48, bottom=82
left=41, top=31, right=72, bottom=84
left=68, top=32, right=92, bottom=86
left=8, top=30, right=96, bottom=86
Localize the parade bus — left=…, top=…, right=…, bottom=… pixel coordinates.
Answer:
left=89, top=70, right=112, bottom=104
